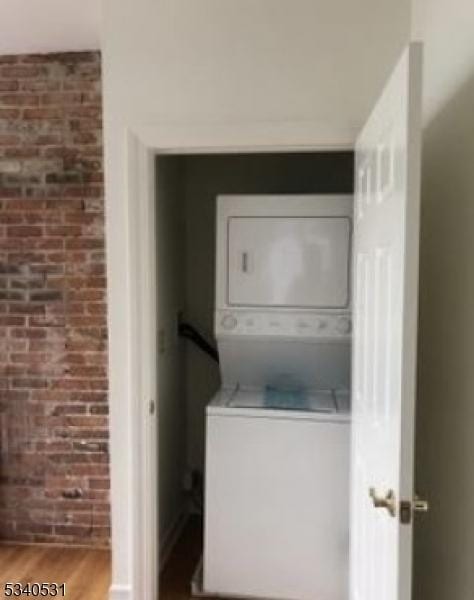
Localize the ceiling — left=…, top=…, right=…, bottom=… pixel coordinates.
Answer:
left=0, top=0, right=100, bottom=55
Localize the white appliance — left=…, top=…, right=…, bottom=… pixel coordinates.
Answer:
left=203, top=195, right=352, bottom=600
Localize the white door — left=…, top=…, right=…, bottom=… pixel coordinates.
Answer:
left=350, top=43, right=423, bottom=600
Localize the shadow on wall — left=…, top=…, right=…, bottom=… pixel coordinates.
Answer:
left=414, top=72, right=474, bottom=600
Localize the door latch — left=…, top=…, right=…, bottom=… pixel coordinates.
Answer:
left=400, top=496, right=429, bottom=524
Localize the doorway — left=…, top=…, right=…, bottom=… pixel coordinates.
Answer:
left=154, top=151, right=354, bottom=598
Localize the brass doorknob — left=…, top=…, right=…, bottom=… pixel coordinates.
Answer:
left=369, top=487, right=396, bottom=517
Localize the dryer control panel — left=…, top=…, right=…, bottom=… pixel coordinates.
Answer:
left=215, top=309, right=352, bottom=340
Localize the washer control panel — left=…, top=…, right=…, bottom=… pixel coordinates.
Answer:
left=215, top=309, right=352, bottom=339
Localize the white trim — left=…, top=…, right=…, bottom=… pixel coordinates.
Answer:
left=133, top=119, right=355, bottom=154
left=159, top=510, right=190, bottom=572
left=191, top=557, right=205, bottom=597
left=109, top=585, right=133, bottom=600
left=107, top=119, right=356, bottom=600
left=124, top=132, right=159, bottom=600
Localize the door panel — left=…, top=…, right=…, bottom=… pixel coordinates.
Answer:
left=350, top=43, right=423, bottom=600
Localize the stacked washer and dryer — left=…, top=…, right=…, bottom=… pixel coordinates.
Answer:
left=203, top=195, right=352, bottom=600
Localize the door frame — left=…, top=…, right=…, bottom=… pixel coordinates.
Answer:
left=108, top=120, right=355, bottom=600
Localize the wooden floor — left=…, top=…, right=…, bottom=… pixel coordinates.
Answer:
left=161, top=517, right=205, bottom=600
left=0, top=545, right=111, bottom=600
left=0, top=519, right=223, bottom=600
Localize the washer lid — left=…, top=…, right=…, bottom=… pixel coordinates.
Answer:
left=217, top=334, right=351, bottom=391
left=228, top=387, right=337, bottom=413
left=207, top=386, right=351, bottom=421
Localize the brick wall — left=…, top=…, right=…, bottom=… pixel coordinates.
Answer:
left=0, top=52, right=109, bottom=546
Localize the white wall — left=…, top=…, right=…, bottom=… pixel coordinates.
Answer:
left=103, top=0, right=409, bottom=139
left=411, top=2, right=474, bottom=599
left=183, top=152, right=354, bottom=472
left=155, top=157, right=187, bottom=559
left=0, top=0, right=100, bottom=54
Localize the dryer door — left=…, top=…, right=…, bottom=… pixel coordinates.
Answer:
left=227, top=216, right=351, bottom=308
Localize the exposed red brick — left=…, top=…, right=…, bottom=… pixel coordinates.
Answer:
left=7, top=225, right=43, bottom=237
left=0, top=81, right=19, bottom=92
left=0, top=316, right=25, bottom=326
left=0, top=108, right=20, bottom=119
left=20, top=81, right=61, bottom=93
left=4, top=147, right=40, bottom=158
left=22, top=108, right=63, bottom=120
left=40, top=92, right=82, bottom=106
left=1, top=66, right=48, bottom=78
left=0, top=56, right=19, bottom=65
left=0, top=134, right=20, bottom=145
left=0, top=51, right=108, bottom=547
left=0, top=93, right=40, bottom=106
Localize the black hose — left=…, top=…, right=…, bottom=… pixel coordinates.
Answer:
left=178, top=321, right=219, bottom=364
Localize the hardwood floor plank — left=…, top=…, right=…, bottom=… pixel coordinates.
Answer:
left=0, top=545, right=111, bottom=600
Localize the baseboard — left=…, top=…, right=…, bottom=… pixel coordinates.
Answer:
left=191, top=556, right=206, bottom=597
left=109, top=509, right=189, bottom=598
left=159, top=508, right=189, bottom=572
left=108, top=584, right=132, bottom=600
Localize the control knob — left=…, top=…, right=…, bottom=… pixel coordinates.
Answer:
left=221, top=314, right=238, bottom=331
left=337, top=317, right=352, bottom=335
left=315, top=318, right=328, bottom=331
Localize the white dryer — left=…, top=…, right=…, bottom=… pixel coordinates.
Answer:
left=203, top=195, right=353, bottom=600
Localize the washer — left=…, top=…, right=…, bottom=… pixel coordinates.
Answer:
left=204, top=386, right=350, bottom=600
